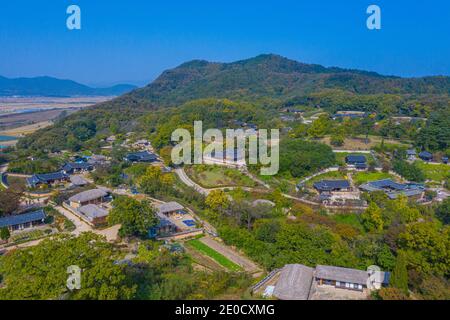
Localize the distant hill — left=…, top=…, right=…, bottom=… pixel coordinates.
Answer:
left=0, top=76, right=137, bottom=97
left=128, top=54, right=450, bottom=106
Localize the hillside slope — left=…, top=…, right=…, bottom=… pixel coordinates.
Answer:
left=15, top=54, right=450, bottom=152
left=127, top=54, right=450, bottom=106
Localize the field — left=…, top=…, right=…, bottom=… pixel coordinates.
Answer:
left=9, top=228, right=53, bottom=244
left=0, top=96, right=111, bottom=132
left=352, top=171, right=396, bottom=185
left=331, top=213, right=364, bottom=233
left=415, top=161, right=450, bottom=182
left=0, top=121, right=53, bottom=138
left=186, top=165, right=256, bottom=188
left=0, top=96, right=111, bottom=116
left=186, top=239, right=243, bottom=272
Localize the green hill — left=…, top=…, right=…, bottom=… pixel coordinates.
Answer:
left=14, top=54, right=450, bottom=152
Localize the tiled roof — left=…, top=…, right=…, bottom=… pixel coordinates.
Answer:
left=314, top=180, right=350, bottom=191
left=26, top=171, right=69, bottom=186
left=345, top=155, right=367, bottom=164
left=0, top=209, right=46, bottom=228
left=125, top=151, right=158, bottom=162
left=62, top=162, right=93, bottom=171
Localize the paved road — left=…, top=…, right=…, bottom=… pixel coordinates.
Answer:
left=174, top=168, right=209, bottom=195
left=175, top=167, right=266, bottom=195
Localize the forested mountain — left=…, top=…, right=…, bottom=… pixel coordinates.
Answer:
left=129, top=54, right=450, bottom=106
left=0, top=75, right=137, bottom=97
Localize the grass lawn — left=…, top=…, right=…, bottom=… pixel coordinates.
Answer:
left=9, top=228, right=53, bottom=244
left=186, top=165, right=256, bottom=188
left=331, top=213, right=365, bottom=233
left=305, top=170, right=348, bottom=187
left=352, top=171, right=395, bottom=185
left=186, top=239, right=243, bottom=272
left=414, top=161, right=450, bottom=182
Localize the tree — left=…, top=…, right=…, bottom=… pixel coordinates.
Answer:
left=390, top=251, right=409, bottom=294
left=205, top=190, right=229, bottom=211
left=138, top=166, right=174, bottom=196
left=392, top=160, right=425, bottom=182
left=435, top=198, right=450, bottom=225
left=385, top=196, right=421, bottom=224
left=398, top=222, right=449, bottom=276
left=0, top=227, right=10, bottom=241
left=279, top=139, right=335, bottom=178
left=330, top=134, right=344, bottom=146
left=307, top=114, right=331, bottom=138
left=0, top=189, right=23, bottom=216
left=108, top=196, right=158, bottom=238
left=0, top=233, right=136, bottom=300
left=361, top=202, right=384, bottom=232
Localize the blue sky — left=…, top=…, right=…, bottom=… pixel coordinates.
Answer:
left=1, top=0, right=449, bottom=86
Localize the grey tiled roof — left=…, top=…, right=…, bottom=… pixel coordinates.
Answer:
left=26, top=171, right=69, bottom=186
left=346, top=155, right=367, bottom=164
left=0, top=209, right=46, bottom=228
left=314, top=180, right=350, bottom=191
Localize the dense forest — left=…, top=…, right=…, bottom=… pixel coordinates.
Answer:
left=0, top=233, right=251, bottom=300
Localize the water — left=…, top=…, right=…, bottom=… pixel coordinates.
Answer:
left=0, top=136, right=17, bottom=141
left=0, top=135, right=17, bottom=149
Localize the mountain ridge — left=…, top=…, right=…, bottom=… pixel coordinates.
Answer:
left=0, top=75, right=137, bottom=97
left=125, top=54, right=450, bottom=107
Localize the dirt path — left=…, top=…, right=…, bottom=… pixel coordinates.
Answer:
left=55, top=205, right=119, bottom=241
left=199, top=236, right=262, bottom=277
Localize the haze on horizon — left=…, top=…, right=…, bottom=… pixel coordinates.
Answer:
left=1, top=0, right=449, bottom=86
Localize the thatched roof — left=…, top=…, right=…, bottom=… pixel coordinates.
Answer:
left=273, top=264, right=314, bottom=300
left=158, top=201, right=184, bottom=214
left=315, top=265, right=368, bottom=285
left=69, top=189, right=108, bottom=204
